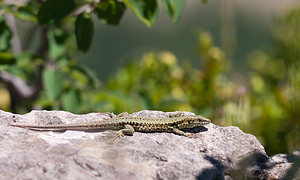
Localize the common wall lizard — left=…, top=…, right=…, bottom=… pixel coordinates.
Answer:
left=9, top=112, right=211, bottom=138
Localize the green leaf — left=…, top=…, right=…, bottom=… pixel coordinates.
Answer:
left=72, top=65, right=100, bottom=87
left=48, top=28, right=68, bottom=59
left=75, top=13, right=94, bottom=52
left=0, top=52, right=16, bottom=65
left=62, top=89, right=80, bottom=112
left=37, top=0, right=76, bottom=24
left=123, top=0, right=158, bottom=27
left=43, top=69, right=63, bottom=100
left=201, top=0, right=208, bottom=4
left=96, top=0, right=126, bottom=25
left=0, top=18, right=12, bottom=51
left=14, top=6, right=37, bottom=23
left=161, top=0, right=185, bottom=23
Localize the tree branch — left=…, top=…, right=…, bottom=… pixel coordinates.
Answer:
left=0, top=71, right=35, bottom=99
left=5, top=14, right=22, bottom=54
left=0, top=26, right=48, bottom=112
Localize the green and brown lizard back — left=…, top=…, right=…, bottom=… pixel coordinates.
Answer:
left=9, top=113, right=211, bottom=138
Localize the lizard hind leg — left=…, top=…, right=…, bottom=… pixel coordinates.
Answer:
left=106, top=112, right=116, bottom=118
left=168, top=126, right=195, bottom=137
left=169, top=111, right=185, bottom=118
left=117, top=112, right=129, bottom=117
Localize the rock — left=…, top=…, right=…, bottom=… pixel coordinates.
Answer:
left=0, top=110, right=298, bottom=179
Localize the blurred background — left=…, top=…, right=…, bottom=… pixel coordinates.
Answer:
left=81, top=0, right=299, bottom=79
left=0, top=0, right=300, bottom=155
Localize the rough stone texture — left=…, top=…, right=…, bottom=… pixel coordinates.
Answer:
left=0, top=110, right=299, bottom=180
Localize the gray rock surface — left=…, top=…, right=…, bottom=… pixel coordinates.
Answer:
left=0, top=110, right=298, bottom=180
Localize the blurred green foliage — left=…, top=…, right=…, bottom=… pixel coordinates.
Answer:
left=0, top=0, right=191, bottom=112
left=94, top=8, right=300, bottom=155
left=95, top=32, right=233, bottom=117
left=0, top=0, right=299, bottom=155
left=247, top=7, right=300, bottom=155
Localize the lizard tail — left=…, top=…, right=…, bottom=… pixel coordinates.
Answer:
left=9, top=122, right=110, bottom=131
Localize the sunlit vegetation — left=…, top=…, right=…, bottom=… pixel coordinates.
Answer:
left=0, top=1, right=299, bottom=155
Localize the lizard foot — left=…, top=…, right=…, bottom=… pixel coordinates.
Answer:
left=185, top=133, right=198, bottom=138
left=112, top=130, right=125, bottom=142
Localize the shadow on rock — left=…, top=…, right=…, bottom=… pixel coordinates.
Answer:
left=182, top=126, right=208, bottom=134
left=196, top=151, right=284, bottom=180
left=197, top=155, right=225, bottom=180
left=282, top=150, right=300, bottom=180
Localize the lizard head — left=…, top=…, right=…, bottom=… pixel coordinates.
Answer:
left=177, top=115, right=211, bottom=129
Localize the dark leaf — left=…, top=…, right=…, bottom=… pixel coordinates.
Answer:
left=123, top=0, right=158, bottom=27
left=161, top=0, right=185, bottom=23
left=14, top=6, right=37, bottom=23
left=37, top=0, right=76, bottom=24
left=0, top=18, right=12, bottom=51
left=75, top=13, right=94, bottom=52
left=96, top=0, right=126, bottom=25
left=0, top=52, right=16, bottom=65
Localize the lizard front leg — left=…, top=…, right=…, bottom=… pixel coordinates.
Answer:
left=113, top=124, right=135, bottom=141
left=169, top=111, right=185, bottom=118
